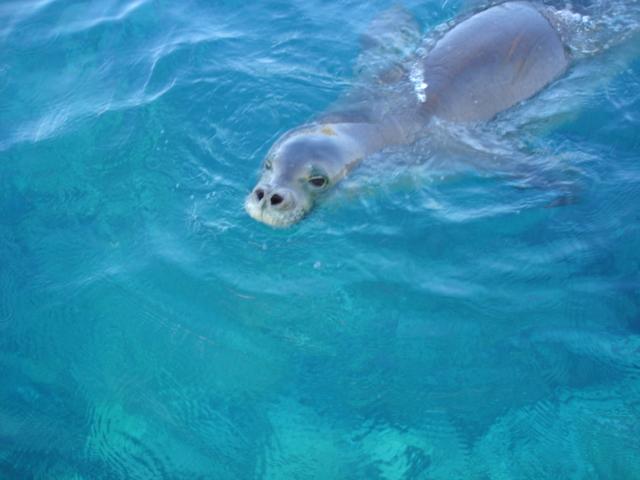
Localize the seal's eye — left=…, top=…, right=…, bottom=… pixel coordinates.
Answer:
left=309, top=176, right=327, bottom=188
left=264, top=159, right=273, bottom=170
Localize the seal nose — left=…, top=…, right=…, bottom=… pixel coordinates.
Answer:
left=270, top=193, right=283, bottom=206
left=252, top=186, right=293, bottom=210
left=269, top=189, right=292, bottom=209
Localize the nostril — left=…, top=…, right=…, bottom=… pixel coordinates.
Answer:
left=255, top=189, right=264, bottom=201
left=270, top=193, right=284, bottom=206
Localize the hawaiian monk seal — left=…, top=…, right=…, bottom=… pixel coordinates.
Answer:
left=245, top=1, right=569, bottom=227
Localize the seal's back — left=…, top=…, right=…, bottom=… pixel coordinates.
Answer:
left=422, top=1, right=568, bottom=122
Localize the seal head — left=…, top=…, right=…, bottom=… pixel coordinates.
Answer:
left=245, top=124, right=366, bottom=227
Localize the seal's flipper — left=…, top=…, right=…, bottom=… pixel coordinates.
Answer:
left=507, top=164, right=584, bottom=209
left=359, top=6, right=421, bottom=54
left=354, top=6, right=421, bottom=81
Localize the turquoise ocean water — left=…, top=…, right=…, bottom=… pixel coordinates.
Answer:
left=1, top=0, right=640, bottom=478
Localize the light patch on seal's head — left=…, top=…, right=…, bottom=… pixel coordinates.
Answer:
left=321, top=126, right=337, bottom=136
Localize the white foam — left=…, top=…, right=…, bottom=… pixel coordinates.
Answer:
left=409, top=62, right=428, bottom=103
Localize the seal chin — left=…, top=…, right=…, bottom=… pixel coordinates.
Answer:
left=244, top=195, right=309, bottom=228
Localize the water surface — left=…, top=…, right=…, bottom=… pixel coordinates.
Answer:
left=1, top=0, right=640, bottom=478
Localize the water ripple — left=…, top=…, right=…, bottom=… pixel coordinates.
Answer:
left=50, top=0, right=149, bottom=38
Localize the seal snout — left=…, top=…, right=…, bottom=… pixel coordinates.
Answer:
left=253, top=185, right=294, bottom=210
left=246, top=182, right=306, bottom=227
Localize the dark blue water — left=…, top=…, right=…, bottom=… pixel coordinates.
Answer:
left=1, top=0, right=639, bottom=478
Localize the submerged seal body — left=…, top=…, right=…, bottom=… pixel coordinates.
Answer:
left=245, top=1, right=569, bottom=227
